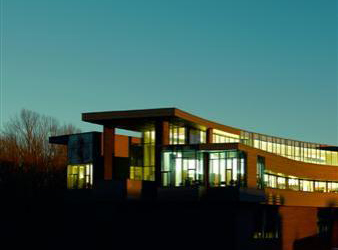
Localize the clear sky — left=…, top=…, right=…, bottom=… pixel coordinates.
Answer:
left=1, top=0, right=337, bottom=145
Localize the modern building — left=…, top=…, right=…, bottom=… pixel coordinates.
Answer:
left=49, top=108, right=338, bottom=250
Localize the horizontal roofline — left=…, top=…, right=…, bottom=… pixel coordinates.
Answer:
left=82, top=107, right=240, bottom=135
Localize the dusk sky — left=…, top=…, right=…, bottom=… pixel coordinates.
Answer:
left=1, top=0, right=337, bottom=145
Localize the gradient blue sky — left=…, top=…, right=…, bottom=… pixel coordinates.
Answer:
left=1, top=0, right=337, bottom=145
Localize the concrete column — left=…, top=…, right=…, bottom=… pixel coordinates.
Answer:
left=155, top=120, right=169, bottom=186
left=206, top=128, right=213, bottom=144
left=203, top=153, right=210, bottom=188
left=103, top=126, right=115, bottom=180
left=246, top=152, right=257, bottom=188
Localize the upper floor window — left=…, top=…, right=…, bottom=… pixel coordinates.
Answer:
left=212, top=129, right=240, bottom=143
left=169, top=125, right=186, bottom=145
left=189, top=128, right=206, bottom=144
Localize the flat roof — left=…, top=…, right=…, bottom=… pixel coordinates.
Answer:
left=82, top=108, right=337, bottom=148
left=82, top=108, right=240, bottom=134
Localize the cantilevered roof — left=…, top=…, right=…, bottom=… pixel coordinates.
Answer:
left=82, top=108, right=337, bottom=148
left=82, top=108, right=240, bottom=134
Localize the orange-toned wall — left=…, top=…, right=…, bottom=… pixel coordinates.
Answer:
left=101, top=134, right=140, bottom=158
left=114, top=135, right=129, bottom=157
left=279, top=206, right=318, bottom=250
left=237, top=144, right=338, bottom=207
left=238, top=144, right=338, bottom=181
left=266, top=188, right=338, bottom=207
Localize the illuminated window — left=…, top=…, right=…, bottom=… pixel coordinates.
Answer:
left=212, top=129, right=239, bottom=144
left=254, top=139, right=260, bottom=149
left=277, top=176, right=286, bottom=189
left=332, top=152, right=338, bottom=166
left=209, top=151, right=245, bottom=187
left=267, top=175, right=277, bottom=188
left=288, top=178, right=299, bottom=191
left=314, top=181, right=327, bottom=192
left=328, top=182, right=338, bottom=193
left=170, top=125, right=186, bottom=145
left=161, top=150, right=203, bottom=187
left=257, top=156, right=265, bottom=189
left=300, top=180, right=314, bottom=192
left=129, top=130, right=155, bottom=181
left=67, top=164, right=93, bottom=189
left=239, top=131, right=338, bottom=166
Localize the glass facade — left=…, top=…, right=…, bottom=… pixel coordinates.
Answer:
left=209, top=150, right=246, bottom=187
left=189, top=128, right=206, bottom=144
left=213, top=129, right=240, bottom=143
left=162, top=149, right=204, bottom=187
left=127, top=122, right=338, bottom=190
left=130, top=130, right=155, bottom=181
left=264, top=171, right=338, bottom=193
left=161, top=149, right=246, bottom=188
left=240, top=130, right=338, bottom=166
left=169, top=125, right=186, bottom=145
left=67, top=163, right=93, bottom=189
left=257, top=156, right=265, bottom=189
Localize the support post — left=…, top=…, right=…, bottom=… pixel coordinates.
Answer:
left=203, top=153, right=210, bottom=188
left=103, top=126, right=115, bottom=180
left=206, top=128, right=213, bottom=144
left=155, top=120, right=169, bottom=186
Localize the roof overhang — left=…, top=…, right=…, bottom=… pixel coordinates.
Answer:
left=82, top=108, right=240, bottom=134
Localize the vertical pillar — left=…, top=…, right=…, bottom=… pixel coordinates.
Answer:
left=203, top=153, right=210, bottom=188
left=103, top=126, right=115, bottom=180
left=246, top=152, right=257, bottom=188
left=206, top=128, right=213, bottom=144
left=185, top=127, right=190, bottom=144
left=203, top=128, right=213, bottom=188
left=155, top=120, right=169, bottom=186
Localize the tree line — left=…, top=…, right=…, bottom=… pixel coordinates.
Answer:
left=0, top=109, right=80, bottom=189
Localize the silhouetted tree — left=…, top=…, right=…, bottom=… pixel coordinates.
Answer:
left=0, top=109, right=80, bottom=189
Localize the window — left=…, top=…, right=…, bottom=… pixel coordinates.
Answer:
left=170, top=125, right=186, bottom=145
left=161, top=150, right=203, bottom=187
left=209, top=151, right=246, bottom=187
left=328, top=182, right=338, bottom=193
left=277, top=176, right=286, bottom=189
left=212, top=129, right=240, bottom=144
left=67, top=164, right=93, bottom=189
left=300, top=180, right=314, bottom=192
left=314, top=181, right=327, bottom=192
left=129, top=130, right=155, bottom=181
left=189, top=128, right=206, bottom=144
left=288, top=178, right=299, bottom=191
left=266, top=174, right=277, bottom=188
left=257, top=156, right=265, bottom=189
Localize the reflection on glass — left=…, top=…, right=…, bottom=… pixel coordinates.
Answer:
left=277, top=177, right=286, bottom=189
left=209, top=151, right=245, bottom=187
left=240, top=130, right=338, bottom=166
left=300, top=180, right=314, bottom=192
left=288, top=178, right=299, bottom=191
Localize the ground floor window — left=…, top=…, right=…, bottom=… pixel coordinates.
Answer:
left=162, top=150, right=204, bottom=187
left=161, top=149, right=246, bottom=188
left=130, top=166, right=155, bottom=181
left=209, top=151, right=246, bottom=187
left=67, top=163, right=93, bottom=189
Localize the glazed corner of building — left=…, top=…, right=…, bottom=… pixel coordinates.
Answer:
left=49, top=107, right=338, bottom=207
